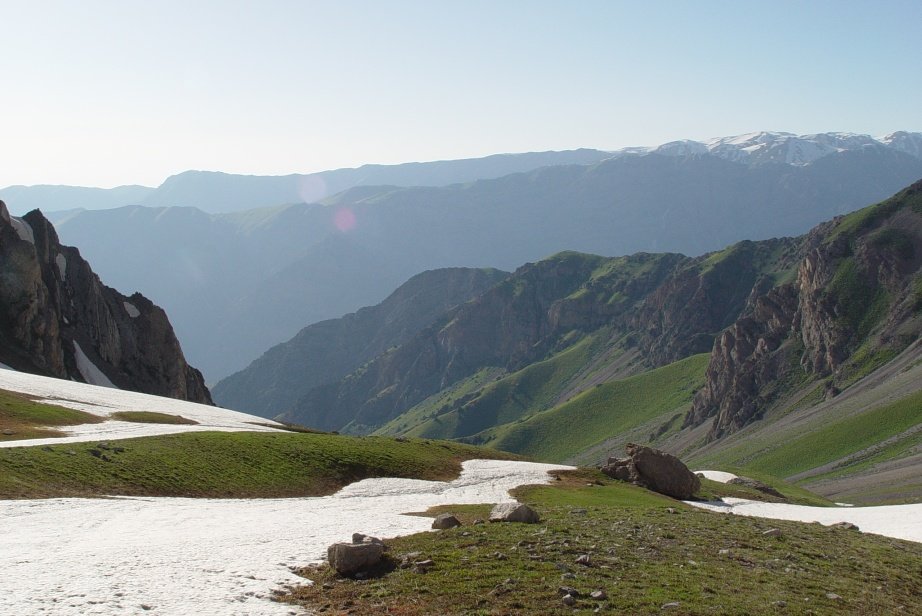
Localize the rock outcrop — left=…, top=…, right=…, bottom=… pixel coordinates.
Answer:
left=0, top=201, right=211, bottom=403
left=687, top=180, right=922, bottom=439
left=602, top=443, right=701, bottom=499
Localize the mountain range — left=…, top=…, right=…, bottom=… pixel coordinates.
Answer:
left=218, top=180, right=922, bottom=504
left=37, top=132, right=922, bottom=380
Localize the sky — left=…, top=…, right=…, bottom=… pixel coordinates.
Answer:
left=2, top=0, right=920, bottom=188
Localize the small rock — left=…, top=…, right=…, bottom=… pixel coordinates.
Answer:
left=570, top=508, right=588, bottom=515
left=1, top=430, right=14, bottom=436
left=763, top=528, right=783, bottom=538
left=489, top=503, right=540, bottom=524
left=826, top=593, right=841, bottom=601
left=666, top=507, right=676, bottom=514
left=66, top=450, right=76, bottom=456
left=472, top=519, right=485, bottom=525
left=42, top=446, right=53, bottom=452
left=561, top=572, right=576, bottom=580
left=431, top=513, right=462, bottom=530
left=493, top=552, right=508, bottom=560
left=662, top=602, right=681, bottom=610
left=830, top=522, right=859, bottom=531
left=590, top=590, right=608, bottom=600
left=321, top=582, right=334, bottom=590
left=562, top=594, right=577, bottom=606
left=575, top=554, right=592, bottom=567
left=413, top=559, right=435, bottom=573
left=558, top=586, right=579, bottom=597
left=718, top=549, right=731, bottom=556
left=772, top=600, right=787, bottom=607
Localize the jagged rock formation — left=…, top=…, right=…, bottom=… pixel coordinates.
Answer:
left=212, top=267, right=509, bottom=418
left=0, top=200, right=212, bottom=403
left=687, top=180, right=922, bottom=439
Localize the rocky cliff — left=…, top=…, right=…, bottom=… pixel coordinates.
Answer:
left=0, top=200, right=212, bottom=403
left=687, top=180, right=922, bottom=438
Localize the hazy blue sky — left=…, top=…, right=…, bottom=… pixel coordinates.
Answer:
left=2, top=0, right=920, bottom=187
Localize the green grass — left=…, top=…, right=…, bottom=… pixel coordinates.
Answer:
left=0, top=431, right=520, bottom=499
left=281, top=470, right=922, bottom=615
left=483, top=354, right=708, bottom=462
left=399, top=335, right=603, bottom=440
left=703, top=390, right=922, bottom=479
left=110, top=411, right=198, bottom=425
left=0, top=388, right=102, bottom=441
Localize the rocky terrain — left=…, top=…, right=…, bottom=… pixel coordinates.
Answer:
left=0, top=200, right=211, bottom=403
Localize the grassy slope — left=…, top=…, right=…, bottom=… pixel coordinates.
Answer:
left=110, top=411, right=199, bottom=425
left=386, top=335, right=606, bottom=440
left=283, top=470, right=921, bottom=615
left=482, top=354, right=708, bottom=462
left=0, top=432, right=520, bottom=499
left=0, top=389, right=103, bottom=441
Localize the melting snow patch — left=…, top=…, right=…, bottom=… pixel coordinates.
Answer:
left=695, top=470, right=739, bottom=483
left=0, top=459, right=571, bottom=615
left=686, top=497, right=922, bottom=543
left=73, top=341, right=117, bottom=389
left=55, top=253, right=67, bottom=280
left=123, top=301, right=141, bottom=318
left=0, top=369, right=286, bottom=448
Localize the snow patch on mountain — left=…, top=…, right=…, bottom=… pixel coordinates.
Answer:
left=611, top=130, right=922, bottom=166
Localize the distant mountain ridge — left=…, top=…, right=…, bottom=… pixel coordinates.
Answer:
left=212, top=267, right=508, bottom=416
left=46, top=144, right=922, bottom=380
left=0, top=201, right=211, bottom=403
left=4, top=131, right=919, bottom=215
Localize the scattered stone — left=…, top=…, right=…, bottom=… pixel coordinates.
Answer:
left=398, top=552, right=422, bottom=569
left=727, top=476, right=785, bottom=498
left=1, top=430, right=14, bottom=436
left=718, top=549, right=732, bottom=556
left=826, top=593, right=842, bottom=601
left=493, top=552, right=508, bottom=560
left=42, top=445, right=53, bottom=452
left=97, top=442, right=111, bottom=450
left=772, top=600, right=787, bottom=608
left=88, top=449, right=102, bottom=458
left=472, top=519, right=485, bottom=525
left=763, top=528, right=783, bottom=538
left=590, top=590, right=608, bottom=600
left=666, top=507, right=677, bottom=514
left=562, top=594, right=577, bottom=606
left=321, top=582, right=334, bottom=590
left=413, top=559, right=435, bottom=573
left=662, top=602, right=681, bottom=610
left=570, top=508, right=588, bottom=515
left=831, top=522, right=859, bottom=531
left=66, top=450, right=76, bottom=456
left=575, top=554, right=592, bottom=567
left=558, top=586, right=579, bottom=597
left=601, top=443, right=700, bottom=499
left=432, top=513, right=462, bottom=530
left=489, top=503, right=540, bottom=524
left=561, top=572, right=576, bottom=580
left=327, top=542, right=384, bottom=575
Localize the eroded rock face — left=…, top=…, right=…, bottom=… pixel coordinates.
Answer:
left=687, top=180, right=922, bottom=440
left=602, top=443, right=700, bottom=499
left=0, top=201, right=211, bottom=404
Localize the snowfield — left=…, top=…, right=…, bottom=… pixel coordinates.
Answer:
left=0, top=369, right=285, bottom=448
left=0, top=459, right=570, bottom=615
left=688, top=470, right=922, bottom=543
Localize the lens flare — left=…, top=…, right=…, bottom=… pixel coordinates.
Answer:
left=297, top=174, right=328, bottom=203
left=333, top=208, right=356, bottom=232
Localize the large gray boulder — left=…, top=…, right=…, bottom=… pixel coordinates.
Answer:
left=601, top=443, right=700, bottom=499
left=327, top=541, right=385, bottom=575
left=489, top=503, right=540, bottom=523
left=431, top=513, right=462, bottom=529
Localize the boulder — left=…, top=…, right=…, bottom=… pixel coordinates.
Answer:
left=601, top=443, right=700, bottom=499
left=431, top=513, right=462, bottom=530
left=327, top=542, right=384, bottom=575
left=489, top=503, right=540, bottom=524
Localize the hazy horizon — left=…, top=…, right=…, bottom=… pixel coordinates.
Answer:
left=3, top=1, right=921, bottom=188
